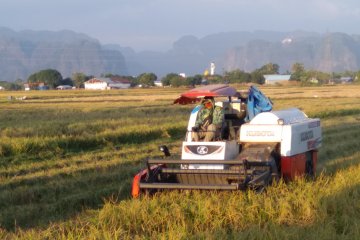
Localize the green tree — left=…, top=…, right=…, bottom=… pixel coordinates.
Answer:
left=184, top=76, right=195, bottom=86
left=102, top=73, right=114, bottom=78
left=224, top=69, right=251, bottom=83
left=27, top=69, right=63, bottom=89
left=126, top=76, right=138, bottom=87
left=192, top=74, right=203, bottom=85
left=259, top=63, right=279, bottom=74
left=248, top=63, right=280, bottom=84
left=60, top=78, right=74, bottom=86
left=341, top=70, right=355, bottom=78
left=304, top=70, right=331, bottom=85
left=138, top=73, right=157, bottom=87
left=169, top=75, right=184, bottom=87
left=0, top=81, right=23, bottom=90
left=161, top=73, right=179, bottom=86
left=13, top=79, right=24, bottom=90
left=207, top=75, right=223, bottom=84
left=72, top=72, right=88, bottom=88
left=355, top=71, right=360, bottom=84
left=290, top=62, right=306, bottom=81
left=250, top=71, right=265, bottom=84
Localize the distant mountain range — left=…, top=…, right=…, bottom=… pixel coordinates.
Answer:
left=1, top=27, right=360, bottom=82
left=0, top=27, right=127, bottom=81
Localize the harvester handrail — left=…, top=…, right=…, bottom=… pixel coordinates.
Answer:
left=147, top=159, right=244, bottom=164
left=161, top=168, right=245, bottom=174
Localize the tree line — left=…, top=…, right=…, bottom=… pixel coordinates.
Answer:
left=1, top=62, right=360, bottom=90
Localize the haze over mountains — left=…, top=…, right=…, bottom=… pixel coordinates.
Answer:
left=0, top=27, right=127, bottom=81
left=1, top=27, right=360, bottom=82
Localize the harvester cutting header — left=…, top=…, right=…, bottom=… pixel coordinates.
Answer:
left=132, top=84, right=322, bottom=197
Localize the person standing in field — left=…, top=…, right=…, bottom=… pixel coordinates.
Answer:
left=192, top=97, right=224, bottom=141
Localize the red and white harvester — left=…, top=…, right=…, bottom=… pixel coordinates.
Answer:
left=132, top=84, right=322, bottom=197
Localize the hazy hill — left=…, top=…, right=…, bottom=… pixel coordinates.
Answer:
left=0, top=27, right=128, bottom=81
left=107, top=30, right=360, bottom=77
left=223, top=32, right=360, bottom=73
left=2, top=27, right=360, bottom=81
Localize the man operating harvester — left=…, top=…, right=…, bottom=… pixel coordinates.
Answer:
left=192, top=97, right=224, bottom=141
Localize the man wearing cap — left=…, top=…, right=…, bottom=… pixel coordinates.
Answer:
left=192, top=97, right=224, bottom=141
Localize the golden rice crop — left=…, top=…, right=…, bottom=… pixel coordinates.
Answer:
left=0, top=84, right=359, bottom=239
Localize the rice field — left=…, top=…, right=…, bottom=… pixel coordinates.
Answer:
left=0, top=84, right=359, bottom=239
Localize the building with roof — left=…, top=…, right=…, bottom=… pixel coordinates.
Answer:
left=154, top=80, right=163, bottom=87
left=308, top=77, right=319, bottom=84
left=263, top=74, right=291, bottom=85
left=84, top=77, right=131, bottom=90
left=56, top=85, right=73, bottom=90
left=24, top=82, right=48, bottom=91
left=340, top=77, right=353, bottom=84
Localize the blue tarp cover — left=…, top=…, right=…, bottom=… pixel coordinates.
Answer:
left=245, top=85, right=273, bottom=122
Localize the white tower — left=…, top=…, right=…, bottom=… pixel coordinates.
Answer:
left=210, top=62, right=215, bottom=76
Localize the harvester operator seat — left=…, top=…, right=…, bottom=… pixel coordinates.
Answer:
left=221, top=100, right=247, bottom=141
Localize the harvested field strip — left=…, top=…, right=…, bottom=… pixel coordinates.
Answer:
left=1, top=156, right=136, bottom=188
left=323, top=124, right=360, bottom=142
left=0, top=186, right=124, bottom=229
left=0, top=134, right=182, bottom=230
left=312, top=109, right=360, bottom=119
left=0, top=123, right=187, bottom=158
left=322, top=122, right=360, bottom=135
left=0, top=161, right=136, bottom=229
left=318, top=115, right=360, bottom=173
left=0, top=140, right=181, bottom=179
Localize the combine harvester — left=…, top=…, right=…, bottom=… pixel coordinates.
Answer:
left=132, top=84, right=322, bottom=197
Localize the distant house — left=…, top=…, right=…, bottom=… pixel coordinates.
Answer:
left=110, top=77, right=132, bottom=89
left=56, top=85, right=73, bottom=90
left=154, top=80, right=163, bottom=87
left=84, top=77, right=131, bottom=90
left=309, top=77, right=319, bottom=84
left=24, top=82, right=48, bottom=91
left=340, top=77, right=353, bottom=84
left=263, top=74, right=291, bottom=85
left=201, top=78, right=208, bottom=85
left=0, top=86, right=4, bottom=91
left=38, top=85, right=50, bottom=90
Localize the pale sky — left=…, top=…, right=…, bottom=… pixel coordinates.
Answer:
left=1, top=0, right=360, bottom=51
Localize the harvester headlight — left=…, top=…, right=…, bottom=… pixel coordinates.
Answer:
left=277, top=119, right=285, bottom=125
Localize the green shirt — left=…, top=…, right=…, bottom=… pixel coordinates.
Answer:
left=195, top=105, right=224, bottom=129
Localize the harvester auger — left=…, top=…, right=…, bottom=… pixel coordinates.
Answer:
left=132, top=84, right=322, bottom=198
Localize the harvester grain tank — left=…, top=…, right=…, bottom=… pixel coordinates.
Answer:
left=132, top=84, right=322, bottom=197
